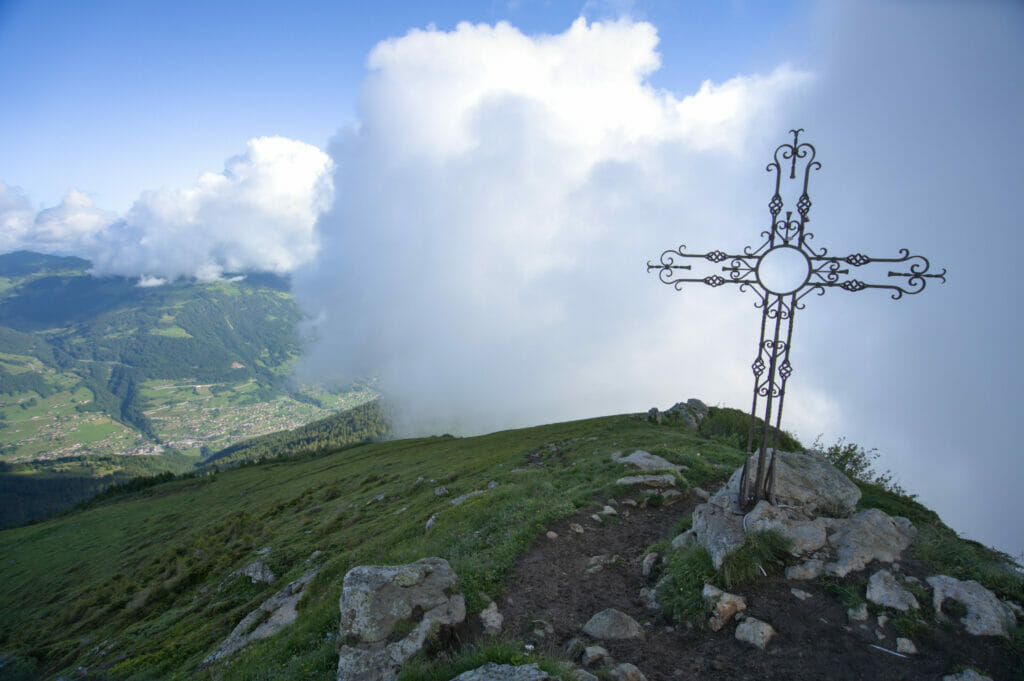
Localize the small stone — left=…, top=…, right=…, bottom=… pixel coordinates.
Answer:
left=703, top=584, right=747, bottom=632
left=877, top=615, right=889, bottom=628
left=639, top=587, right=659, bottom=611
left=671, top=530, right=696, bottom=551
left=487, top=480, right=499, bottom=489
left=609, top=662, right=647, bottom=681
left=591, top=514, right=603, bottom=523
left=790, top=588, right=811, bottom=601
left=479, top=601, right=503, bottom=636
left=621, top=499, right=638, bottom=507
left=570, top=523, right=585, bottom=534
left=425, top=514, right=437, bottom=531
left=546, top=531, right=558, bottom=540
left=734, top=617, right=776, bottom=650
left=642, top=552, right=659, bottom=577
left=582, top=608, right=644, bottom=639
left=896, top=637, right=917, bottom=655
left=847, top=603, right=869, bottom=622
left=571, top=668, right=600, bottom=681
left=601, top=505, right=618, bottom=515
left=581, top=645, right=608, bottom=666
left=564, top=637, right=585, bottom=657
left=692, top=487, right=711, bottom=501
left=434, top=485, right=449, bottom=497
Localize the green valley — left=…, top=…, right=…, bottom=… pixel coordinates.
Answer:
left=0, top=251, right=375, bottom=527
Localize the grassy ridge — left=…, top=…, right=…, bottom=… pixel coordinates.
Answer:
left=0, top=412, right=743, bottom=680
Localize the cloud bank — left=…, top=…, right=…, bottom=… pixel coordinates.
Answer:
left=295, top=18, right=811, bottom=434
left=0, top=136, right=333, bottom=281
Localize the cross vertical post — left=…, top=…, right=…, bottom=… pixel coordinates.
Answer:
left=648, top=129, right=946, bottom=511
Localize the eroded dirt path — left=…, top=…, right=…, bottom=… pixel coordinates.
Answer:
left=496, top=492, right=1019, bottom=681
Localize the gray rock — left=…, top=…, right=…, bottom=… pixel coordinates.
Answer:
left=790, top=588, right=811, bottom=601
left=942, top=671, right=994, bottom=681
left=615, top=474, right=677, bottom=489
left=434, top=486, right=449, bottom=497
left=642, top=552, right=659, bottom=577
left=233, top=558, right=275, bottom=584
left=896, top=637, right=917, bottom=655
left=546, top=531, right=558, bottom=540
left=336, top=557, right=465, bottom=681
left=570, top=668, right=599, bottom=681
left=670, top=529, right=696, bottom=551
left=825, top=509, right=917, bottom=577
left=734, top=616, right=776, bottom=649
left=927, top=574, right=1016, bottom=637
left=703, top=584, right=746, bottom=632
left=532, top=619, right=554, bottom=638
left=639, top=587, right=660, bottom=611
left=479, top=601, right=503, bottom=636
left=737, top=450, right=861, bottom=517
left=743, top=500, right=829, bottom=556
left=425, top=514, right=437, bottom=531
left=692, top=502, right=745, bottom=569
left=646, top=407, right=663, bottom=424
left=581, top=645, right=609, bottom=666
left=866, top=569, right=919, bottom=611
left=203, top=567, right=319, bottom=666
left=450, top=490, right=484, bottom=505
left=847, top=603, right=869, bottom=622
left=686, top=398, right=709, bottom=422
left=785, top=559, right=824, bottom=581
left=691, top=487, right=711, bottom=501
left=612, top=450, right=683, bottom=471
left=609, top=662, right=647, bottom=681
left=450, top=663, right=553, bottom=681
left=582, top=608, right=643, bottom=640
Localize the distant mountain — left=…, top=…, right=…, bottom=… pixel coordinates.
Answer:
left=0, top=251, right=375, bottom=527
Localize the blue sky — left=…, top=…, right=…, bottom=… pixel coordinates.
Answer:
left=1, top=1, right=1022, bottom=559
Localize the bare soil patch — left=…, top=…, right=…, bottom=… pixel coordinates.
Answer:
left=496, top=492, right=1020, bottom=681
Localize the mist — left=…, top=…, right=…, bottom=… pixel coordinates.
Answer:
left=296, top=6, right=1024, bottom=558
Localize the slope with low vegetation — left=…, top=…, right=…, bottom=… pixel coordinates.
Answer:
left=0, top=404, right=1019, bottom=681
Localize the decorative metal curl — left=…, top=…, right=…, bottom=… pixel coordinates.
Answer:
left=648, top=129, right=946, bottom=511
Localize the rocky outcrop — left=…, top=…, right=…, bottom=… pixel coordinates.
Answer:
left=866, top=569, right=919, bottom=611
left=738, top=450, right=861, bottom=516
left=450, top=663, right=553, bottom=681
left=927, top=574, right=1017, bottom=637
left=336, top=557, right=465, bottom=681
left=203, top=566, right=319, bottom=667
left=647, top=399, right=708, bottom=428
left=825, top=509, right=917, bottom=577
left=615, top=474, right=677, bottom=489
left=582, top=608, right=643, bottom=640
left=611, top=450, right=684, bottom=472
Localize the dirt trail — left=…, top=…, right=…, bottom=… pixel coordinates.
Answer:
left=496, top=492, right=1018, bottom=681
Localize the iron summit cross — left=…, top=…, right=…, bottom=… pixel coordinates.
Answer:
left=647, top=129, right=945, bottom=511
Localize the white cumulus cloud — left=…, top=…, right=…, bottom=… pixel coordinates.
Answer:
left=0, top=136, right=334, bottom=281
left=295, top=17, right=811, bottom=434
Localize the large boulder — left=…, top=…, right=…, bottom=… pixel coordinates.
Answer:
left=337, top=557, right=466, bottom=681
left=738, top=450, right=861, bottom=517
left=927, top=574, right=1017, bottom=637
left=734, top=617, right=776, bottom=650
left=824, top=509, right=917, bottom=577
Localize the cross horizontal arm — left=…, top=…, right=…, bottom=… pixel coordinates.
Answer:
left=647, top=245, right=760, bottom=291
left=806, top=249, right=947, bottom=300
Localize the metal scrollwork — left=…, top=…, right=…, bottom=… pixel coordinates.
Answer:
left=647, top=128, right=946, bottom=511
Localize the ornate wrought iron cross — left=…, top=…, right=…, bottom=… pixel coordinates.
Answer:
left=648, top=129, right=946, bottom=511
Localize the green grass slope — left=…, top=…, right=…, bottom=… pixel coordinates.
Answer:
left=0, top=407, right=1018, bottom=681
